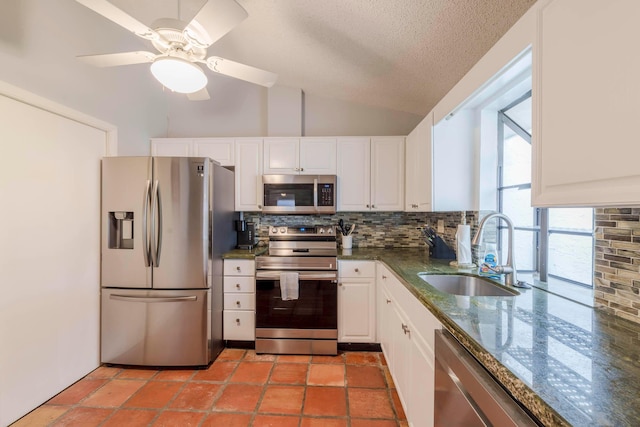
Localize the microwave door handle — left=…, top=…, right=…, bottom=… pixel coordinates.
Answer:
left=313, top=178, right=318, bottom=210
left=142, top=179, right=152, bottom=267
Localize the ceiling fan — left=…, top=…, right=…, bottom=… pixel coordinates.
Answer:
left=74, top=0, right=278, bottom=100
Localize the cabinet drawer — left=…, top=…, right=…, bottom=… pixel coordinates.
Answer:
left=224, top=276, right=255, bottom=293
left=224, top=293, right=255, bottom=310
left=223, top=311, right=255, bottom=341
left=223, top=259, right=256, bottom=276
left=339, top=260, right=376, bottom=278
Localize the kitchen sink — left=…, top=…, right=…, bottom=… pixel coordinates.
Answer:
left=417, top=273, right=519, bottom=297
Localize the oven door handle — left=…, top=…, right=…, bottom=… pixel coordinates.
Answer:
left=256, top=271, right=338, bottom=281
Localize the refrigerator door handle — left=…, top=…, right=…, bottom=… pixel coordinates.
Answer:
left=109, top=294, right=198, bottom=303
left=142, top=179, right=152, bottom=267
left=150, top=179, right=162, bottom=267
left=156, top=180, right=163, bottom=266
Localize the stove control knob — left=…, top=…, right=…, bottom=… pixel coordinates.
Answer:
left=327, top=228, right=333, bottom=234
left=319, top=228, right=325, bottom=234
left=271, top=227, right=278, bottom=234
left=279, top=227, right=286, bottom=234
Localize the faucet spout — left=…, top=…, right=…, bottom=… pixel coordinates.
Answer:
left=472, top=212, right=518, bottom=287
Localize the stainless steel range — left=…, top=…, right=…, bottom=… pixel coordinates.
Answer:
left=255, top=225, right=338, bottom=355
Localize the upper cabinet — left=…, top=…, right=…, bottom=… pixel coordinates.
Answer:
left=371, top=137, right=405, bottom=211
left=193, top=138, right=234, bottom=166
left=235, top=138, right=263, bottom=212
left=263, top=137, right=337, bottom=175
left=150, top=138, right=192, bottom=157
left=337, top=137, right=404, bottom=211
left=405, top=113, right=433, bottom=212
left=533, top=0, right=640, bottom=206
left=150, top=138, right=234, bottom=166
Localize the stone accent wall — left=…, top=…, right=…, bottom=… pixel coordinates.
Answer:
left=243, top=211, right=478, bottom=253
left=594, top=207, right=640, bottom=324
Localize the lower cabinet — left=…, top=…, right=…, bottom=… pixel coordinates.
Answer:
left=377, top=262, right=440, bottom=427
left=223, top=259, right=256, bottom=341
left=338, top=260, right=376, bottom=343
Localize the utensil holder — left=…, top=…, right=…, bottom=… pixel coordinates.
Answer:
left=342, top=235, right=353, bottom=249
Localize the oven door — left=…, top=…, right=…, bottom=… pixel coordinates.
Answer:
left=255, top=270, right=338, bottom=335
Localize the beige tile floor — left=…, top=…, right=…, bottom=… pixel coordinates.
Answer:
left=12, top=349, right=409, bottom=427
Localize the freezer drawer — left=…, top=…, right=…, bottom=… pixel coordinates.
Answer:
left=101, top=288, right=210, bottom=366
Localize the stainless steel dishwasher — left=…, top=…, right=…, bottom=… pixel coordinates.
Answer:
left=434, top=330, right=540, bottom=427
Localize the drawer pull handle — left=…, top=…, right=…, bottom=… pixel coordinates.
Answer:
left=236, top=284, right=241, bottom=289
left=354, top=268, right=359, bottom=273
left=386, top=299, right=391, bottom=304
left=382, top=275, right=387, bottom=279
left=236, top=301, right=241, bottom=306
left=236, top=266, right=241, bottom=271
left=402, top=323, right=410, bottom=335
left=236, top=318, right=240, bottom=324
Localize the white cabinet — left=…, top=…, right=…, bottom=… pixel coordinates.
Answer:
left=150, top=138, right=191, bottom=157
left=377, top=262, right=440, bottom=427
left=371, top=137, right=405, bottom=211
left=150, top=138, right=234, bottom=166
left=263, top=137, right=337, bottom=175
left=337, top=137, right=371, bottom=211
left=405, top=113, right=433, bottom=212
left=337, top=260, right=376, bottom=343
left=193, top=138, right=234, bottom=166
left=533, top=0, right=640, bottom=206
left=337, top=137, right=404, bottom=211
left=235, top=138, right=263, bottom=212
left=223, top=259, right=256, bottom=341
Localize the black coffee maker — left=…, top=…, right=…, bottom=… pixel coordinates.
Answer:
left=235, top=220, right=256, bottom=249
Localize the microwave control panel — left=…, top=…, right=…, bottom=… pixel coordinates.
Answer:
left=318, top=183, right=334, bottom=206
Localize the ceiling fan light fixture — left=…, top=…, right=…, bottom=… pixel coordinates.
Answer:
left=150, top=57, right=207, bottom=94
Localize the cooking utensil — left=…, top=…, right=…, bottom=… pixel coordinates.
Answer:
left=347, top=224, right=355, bottom=236
left=338, top=219, right=346, bottom=236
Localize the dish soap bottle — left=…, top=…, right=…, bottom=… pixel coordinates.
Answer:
left=478, top=243, right=500, bottom=279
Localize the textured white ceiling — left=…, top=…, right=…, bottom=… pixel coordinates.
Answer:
left=92, top=0, right=537, bottom=116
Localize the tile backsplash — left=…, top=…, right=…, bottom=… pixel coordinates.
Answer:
left=242, top=211, right=478, bottom=252
left=594, top=208, right=640, bottom=324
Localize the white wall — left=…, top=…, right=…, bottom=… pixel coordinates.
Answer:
left=303, top=92, right=422, bottom=136
left=0, top=91, right=106, bottom=426
left=0, top=0, right=168, bottom=155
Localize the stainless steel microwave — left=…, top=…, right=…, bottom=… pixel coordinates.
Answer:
left=262, top=175, right=337, bottom=214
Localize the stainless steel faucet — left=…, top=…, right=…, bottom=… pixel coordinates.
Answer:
left=471, top=212, right=529, bottom=288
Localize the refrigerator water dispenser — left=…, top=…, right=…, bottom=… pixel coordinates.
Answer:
left=108, top=211, right=134, bottom=249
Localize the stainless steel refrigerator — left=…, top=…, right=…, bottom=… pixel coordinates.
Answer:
left=101, top=157, right=236, bottom=366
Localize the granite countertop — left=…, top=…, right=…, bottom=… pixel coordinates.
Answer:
left=224, top=247, right=640, bottom=426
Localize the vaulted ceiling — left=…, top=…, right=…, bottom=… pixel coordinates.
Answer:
left=72, top=0, right=537, bottom=116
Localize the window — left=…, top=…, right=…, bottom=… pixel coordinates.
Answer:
left=497, top=91, right=594, bottom=300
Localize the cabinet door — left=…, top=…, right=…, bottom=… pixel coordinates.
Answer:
left=300, top=137, right=337, bottom=175
left=408, top=324, right=434, bottom=427
left=263, top=138, right=300, bottom=174
left=235, top=139, right=263, bottom=211
left=405, top=114, right=433, bottom=212
left=533, top=0, right=640, bottom=206
left=371, top=137, right=405, bottom=211
left=337, top=137, right=371, bottom=211
left=223, top=311, right=255, bottom=340
left=150, top=138, right=192, bottom=156
left=193, top=138, right=234, bottom=166
left=338, top=278, right=376, bottom=343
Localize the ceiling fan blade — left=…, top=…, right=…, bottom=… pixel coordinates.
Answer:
left=184, top=0, right=248, bottom=47
left=78, top=51, right=156, bottom=67
left=74, top=0, right=160, bottom=41
left=206, top=57, right=278, bottom=87
left=187, top=88, right=211, bottom=101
